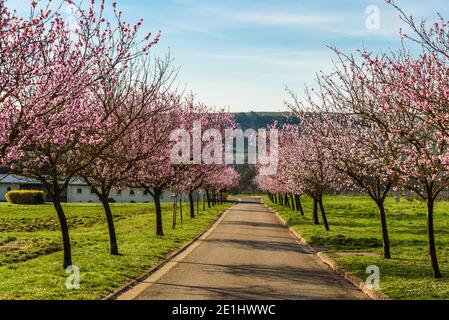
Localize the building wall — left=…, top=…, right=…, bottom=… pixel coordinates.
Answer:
left=67, top=186, right=181, bottom=203
left=0, top=181, right=192, bottom=203
left=0, top=184, right=20, bottom=201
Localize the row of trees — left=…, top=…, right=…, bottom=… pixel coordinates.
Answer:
left=256, top=1, right=449, bottom=279
left=0, top=0, right=239, bottom=268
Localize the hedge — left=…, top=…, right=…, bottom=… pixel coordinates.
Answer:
left=5, top=190, right=46, bottom=205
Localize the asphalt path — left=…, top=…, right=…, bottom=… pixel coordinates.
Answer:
left=122, top=196, right=366, bottom=300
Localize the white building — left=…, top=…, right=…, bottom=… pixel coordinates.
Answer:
left=0, top=175, right=178, bottom=203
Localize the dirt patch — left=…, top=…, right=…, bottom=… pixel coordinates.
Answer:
left=0, top=239, right=31, bottom=253
left=0, top=241, right=62, bottom=266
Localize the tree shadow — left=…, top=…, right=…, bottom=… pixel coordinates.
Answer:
left=205, top=238, right=313, bottom=254
left=139, top=261, right=364, bottom=300
left=220, top=220, right=288, bottom=229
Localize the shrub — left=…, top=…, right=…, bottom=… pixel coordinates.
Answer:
left=108, top=198, right=116, bottom=203
left=5, top=190, right=45, bottom=205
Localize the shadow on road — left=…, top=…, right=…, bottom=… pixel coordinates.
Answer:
left=205, top=238, right=309, bottom=254
left=221, top=220, right=288, bottom=229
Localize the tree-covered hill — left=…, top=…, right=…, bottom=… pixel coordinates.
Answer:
left=232, top=111, right=298, bottom=130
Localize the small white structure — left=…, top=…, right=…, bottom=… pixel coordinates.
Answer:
left=0, top=174, right=179, bottom=203
left=0, top=175, right=44, bottom=202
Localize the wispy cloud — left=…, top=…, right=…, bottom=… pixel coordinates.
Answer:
left=168, top=23, right=225, bottom=38
left=220, top=10, right=338, bottom=27
left=199, top=49, right=333, bottom=68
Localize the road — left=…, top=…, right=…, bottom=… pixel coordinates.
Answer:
left=119, top=196, right=366, bottom=300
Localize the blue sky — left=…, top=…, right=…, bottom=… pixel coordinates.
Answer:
left=10, top=0, right=449, bottom=112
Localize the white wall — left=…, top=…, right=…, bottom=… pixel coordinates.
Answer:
left=0, top=184, right=20, bottom=201
left=67, top=186, right=181, bottom=203
left=0, top=182, right=193, bottom=203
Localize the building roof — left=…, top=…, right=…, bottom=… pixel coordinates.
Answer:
left=0, top=175, right=88, bottom=186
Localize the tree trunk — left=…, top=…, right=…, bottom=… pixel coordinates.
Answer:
left=206, top=190, right=211, bottom=208
left=196, top=192, right=199, bottom=215
left=189, top=191, right=195, bottom=218
left=376, top=200, right=391, bottom=259
left=318, top=197, right=330, bottom=231
left=172, top=196, right=177, bottom=230
left=296, top=195, right=304, bottom=216
left=427, top=198, right=442, bottom=278
left=50, top=191, right=72, bottom=268
left=312, top=198, right=320, bottom=225
left=100, top=196, right=119, bottom=255
left=153, top=190, right=164, bottom=236
left=290, top=195, right=295, bottom=211
left=203, top=192, right=206, bottom=211
left=179, top=196, right=183, bottom=224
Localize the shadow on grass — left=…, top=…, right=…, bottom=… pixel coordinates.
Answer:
left=309, top=234, right=383, bottom=249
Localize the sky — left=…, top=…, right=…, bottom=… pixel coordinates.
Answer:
left=9, top=0, right=449, bottom=112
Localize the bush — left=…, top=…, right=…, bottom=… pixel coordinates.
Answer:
left=5, top=190, right=45, bottom=205
left=108, top=198, right=116, bottom=203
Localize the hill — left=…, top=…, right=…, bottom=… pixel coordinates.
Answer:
left=232, top=111, right=298, bottom=131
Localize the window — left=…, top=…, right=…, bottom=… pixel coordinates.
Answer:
left=7, top=187, right=12, bottom=192
left=130, top=189, right=135, bottom=196
left=77, top=188, right=82, bottom=194
left=143, top=190, right=148, bottom=196
left=90, top=188, right=96, bottom=194
left=116, top=190, right=122, bottom=195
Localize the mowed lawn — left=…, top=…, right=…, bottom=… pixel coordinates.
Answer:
left=264, top=195, right=449, bottom=300
left=0, top=201, right=232, bottom=300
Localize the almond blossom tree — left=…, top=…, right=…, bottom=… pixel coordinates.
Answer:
left=79, top=57, right=175, bottom=255
left=356, top=50, right=449, bottom=278
left=286, top=56, right=403, bottom=258
left=0, top=1, right=55, bottom=160
left=202, top=166, right=240, bottom=205
left=129, top=95, right=184, bottom=236
left=1, top=0, right=161, bottom=268
left=178, top=108, right=236, bottom=217
left=323, top=11, right=449, bottom=276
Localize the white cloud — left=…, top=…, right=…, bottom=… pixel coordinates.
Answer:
left=198, top=49, right=334, bottom=69
left=223, top=11, right=338, bottom=27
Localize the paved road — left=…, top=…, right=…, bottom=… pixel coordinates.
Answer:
left=128, top=197, right=366, bottom=300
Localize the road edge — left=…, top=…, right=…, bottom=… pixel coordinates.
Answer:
left=263, top=203, right=391, bottom=301
left=102, top=203, right=237, bottom=300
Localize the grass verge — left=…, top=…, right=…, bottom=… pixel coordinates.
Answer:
left=263, top=195, right=449, bottom=300
left=0, top=201, right=232, bottom=300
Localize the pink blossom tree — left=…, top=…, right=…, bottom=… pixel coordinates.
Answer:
left=79, top=56, right=175, bottom=255
left=356, top=49, right=449, bottom=277
left=1, top=0, right=161, bottom=268
left=129, top=94, right=187, bottom=236
left=321, top=8, right=449, bottom=275
left=286, top=56, right=403, bottom=259
left=0, top=1, right=55, bottom=160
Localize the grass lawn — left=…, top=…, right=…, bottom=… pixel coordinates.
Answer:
left=263, top=195, right=449, bottom=300
left=0, top=201, right=232, bottom=300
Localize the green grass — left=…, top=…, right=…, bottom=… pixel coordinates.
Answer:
left=0, top=201, right=232, bottom=300
left=264, top=195, right=449, bottom=300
